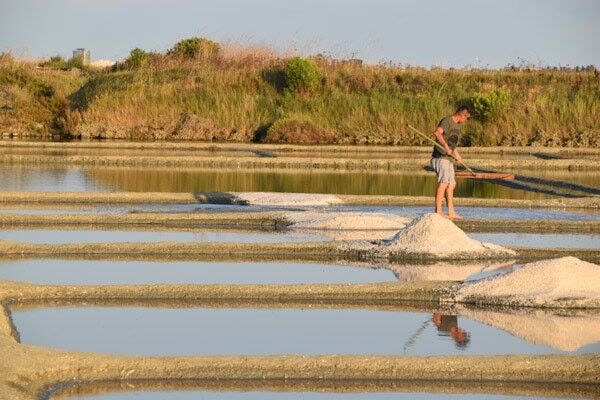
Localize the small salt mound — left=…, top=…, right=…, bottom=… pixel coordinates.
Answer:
left=290, top=212, right=410, bottom=230
left=287, top=212, right=410, bottom=241
left=383, top=213, right=514, bottom=258
left=236, top=192, right=342, bottom=207
left=455, top=256, right=600, bottom=308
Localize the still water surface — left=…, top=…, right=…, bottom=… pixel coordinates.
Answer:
left=13, top=307, right=600, bottom=356
left=3, top=165, right=598, bottom=199
left=0, top=260, right=393, bottom=285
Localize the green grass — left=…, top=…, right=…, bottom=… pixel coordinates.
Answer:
left=1, top=46, right=598, bottom=146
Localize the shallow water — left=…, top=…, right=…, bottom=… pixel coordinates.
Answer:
left=0, top=229, right=328, bottom=244
left=3, top=164, right=597, bottom=200
left=12, top=306, right=600, bottom=356
left=0, top=260, right=392, bottom=285
left=66, top=391, right=570, bottom=400
left=339, top=205, right=600, bottom=221
left=1, top=203, right=598, bottom=221
left=469, top=232, right=600, bottom=249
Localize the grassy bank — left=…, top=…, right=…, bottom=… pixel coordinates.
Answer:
left=1, top=39, right=599, bottom=146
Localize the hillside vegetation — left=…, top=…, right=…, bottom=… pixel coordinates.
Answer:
left=0, top=38, right=598, bottom=147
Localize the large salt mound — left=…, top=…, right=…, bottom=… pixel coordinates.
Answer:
left=455, top=256, right=600, bottom=308
left=236, top=192, right=342, bottom=207
left=383, top=213, right=515, bottom=259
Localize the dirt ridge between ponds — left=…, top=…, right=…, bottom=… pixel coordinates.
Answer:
left=2, top=153, right=599, bottom=171
left=1, top=212, right=598, bottom=233
left=43, top=378, right=600, bottom=400
left=0, top=241, right=599, bottom=263
left=1, top=190, right=598, bottom=209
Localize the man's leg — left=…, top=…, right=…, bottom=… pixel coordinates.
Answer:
left=435, top=182, right=449, bottom=215
left=446, top=183, right=462, bottom=219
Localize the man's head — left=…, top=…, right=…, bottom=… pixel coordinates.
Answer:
left=454, top=105, right=471, bottom=123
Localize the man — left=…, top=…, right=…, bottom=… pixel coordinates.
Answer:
left=430, top=105, right=470, bottom=220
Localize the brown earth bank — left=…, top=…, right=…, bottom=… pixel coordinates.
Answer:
left=0, top=212, right=598, bottom=233
left=0, top=191, right=599, bottom=209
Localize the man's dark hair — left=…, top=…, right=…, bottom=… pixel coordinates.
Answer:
left=455, top=105, right=471, bottom=114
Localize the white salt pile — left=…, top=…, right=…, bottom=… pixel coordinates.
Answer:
left=381, top=213, right=515, bottom=259
left=236, top=192, right=342, bottom=207
left=454, top=256, right=600, bottom=308
left=457, top=306, right=600, bottom=351
left=287, top=211, right=410, bottom=240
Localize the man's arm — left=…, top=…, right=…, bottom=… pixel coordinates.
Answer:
left=453, top=148, right=463, bottom=163
left=434, top=127, right=453, bottom=156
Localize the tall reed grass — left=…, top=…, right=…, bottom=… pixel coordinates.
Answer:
left=1, top=41, right=598, bottom=147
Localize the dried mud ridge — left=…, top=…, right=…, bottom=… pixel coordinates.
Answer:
left=1, top=190, right=599, bottom=209
left=1, top=281, right=600, bottom=400
left=1, top=143, right=599, bottom=172
left=0, top=239, right=598, bottom=263
left=1, top=211, right=599, bottom=233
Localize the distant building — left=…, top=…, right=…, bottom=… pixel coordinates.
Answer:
left=72, top=48, right=91, bottom=65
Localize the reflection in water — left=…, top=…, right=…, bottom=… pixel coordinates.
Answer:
left=12, top=306, right=599, bottom=356
left=433, top=312, right=470, bottom=349
left=0, top=165, right=569, bottom=199
left=348, top=261, right=517, bottom=282
left=0, top=259, right=395, bottom=285
left=469, top=232, right=600, bottom=250
left=456, top=306, right=600, bottom=352
left=0, top=229, right=329, bottom=245
left=86, top=168, right=551, bottom=199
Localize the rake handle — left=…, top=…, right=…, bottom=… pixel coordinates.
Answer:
left=407, top=124, right=476, bottom=176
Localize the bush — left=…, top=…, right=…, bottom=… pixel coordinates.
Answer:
left=65, top=54, right=86, bottom=70
left=284, top=57, right=322, bottom=93
left=263, top=115, right=338, bottom=144
left=126, top=48, right=148, bottom=69
left=168, top=37, right=220, bottom=59
left=52, top=97, right=82, bottom=136
left=40, top=55, right=67, bottom=69
left=469, top=89, right=510, bottom=123
left=39, top=55, right=86, bottom=70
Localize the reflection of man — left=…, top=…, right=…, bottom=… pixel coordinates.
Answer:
left=433, top=312, right=470, bottom=348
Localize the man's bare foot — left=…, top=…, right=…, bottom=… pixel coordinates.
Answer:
left=435, top=211, right=448, bottom=218
left=448, top=214, right=462, bottom=220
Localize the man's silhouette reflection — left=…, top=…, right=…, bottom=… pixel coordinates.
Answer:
left=433, top=312, right=470, bottom=348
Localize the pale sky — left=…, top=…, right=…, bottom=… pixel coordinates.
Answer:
left=1, top=0, right=599, bottom=68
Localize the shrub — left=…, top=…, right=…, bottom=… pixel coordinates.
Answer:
left=39, top=54, right=86, bottom=70
left=52, top=97, right=81, bottom=136
left=40, top=55, right=67, bottom=69
left=469, top=89, right=510, bottom=123
left=168, top=37, right=220, bottom=59
left=263, top=115, right=338, bottom=144
left=64, top=54, right=86, bottom=70
left=284, top=57, right=322, bottom=93
left=32, top=82, right=55, bottom=99
left=126, top=48, right=148, bottom=69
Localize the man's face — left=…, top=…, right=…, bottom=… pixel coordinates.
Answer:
left=457, top=110, right=471, bottom=124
